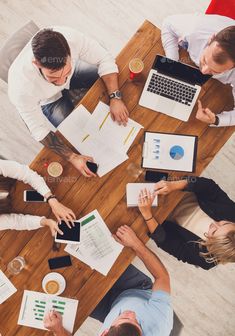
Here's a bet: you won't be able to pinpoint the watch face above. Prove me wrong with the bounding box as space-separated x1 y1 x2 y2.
116 91 122 98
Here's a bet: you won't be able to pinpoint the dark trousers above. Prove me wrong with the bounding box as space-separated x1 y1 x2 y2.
90 264 153 323
41 61 99 127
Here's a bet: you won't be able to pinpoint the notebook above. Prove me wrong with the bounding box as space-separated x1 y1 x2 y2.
126 183 158 207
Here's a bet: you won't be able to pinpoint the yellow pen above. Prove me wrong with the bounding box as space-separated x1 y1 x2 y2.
99 112 110 130
123 127 135 145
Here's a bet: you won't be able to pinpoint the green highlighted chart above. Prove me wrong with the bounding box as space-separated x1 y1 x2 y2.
18 290 78 332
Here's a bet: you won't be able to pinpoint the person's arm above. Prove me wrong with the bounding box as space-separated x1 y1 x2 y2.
0 214 63 236
44 311 71 336
138 188 159 233
150 221 215 270
41 131 95 177
101 73 129 125
161 14 196 61
0 160 76 226
72 29 128 125
114 225 170 293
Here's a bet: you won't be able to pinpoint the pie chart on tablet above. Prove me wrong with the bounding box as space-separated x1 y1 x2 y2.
169 145 184 160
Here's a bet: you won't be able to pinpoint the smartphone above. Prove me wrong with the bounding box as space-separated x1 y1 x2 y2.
86 161 98 174
145 171 169 182
55 221 80 245
23 190 45 202
48 255 72 270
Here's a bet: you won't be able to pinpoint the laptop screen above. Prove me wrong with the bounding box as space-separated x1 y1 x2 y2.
153 55 211 86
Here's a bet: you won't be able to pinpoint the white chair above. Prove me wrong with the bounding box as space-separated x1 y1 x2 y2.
0 21 39 83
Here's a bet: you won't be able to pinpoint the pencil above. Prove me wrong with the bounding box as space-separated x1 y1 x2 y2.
123 127 135 145
99 112 110 130
82 134 90 142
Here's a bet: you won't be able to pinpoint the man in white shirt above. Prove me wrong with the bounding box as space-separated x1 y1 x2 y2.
161 14 235 127
44 226 173 336
8 27 129 177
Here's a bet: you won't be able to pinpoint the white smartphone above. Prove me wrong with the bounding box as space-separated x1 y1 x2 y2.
23 190 45 202
55 221 81 245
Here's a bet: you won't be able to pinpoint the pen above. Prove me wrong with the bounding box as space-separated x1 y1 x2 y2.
99 112 110 130
123 127 135 145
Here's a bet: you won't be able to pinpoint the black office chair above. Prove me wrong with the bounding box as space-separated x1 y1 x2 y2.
170 312 184 336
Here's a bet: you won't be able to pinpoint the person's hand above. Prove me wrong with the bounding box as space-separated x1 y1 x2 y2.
154 180 188 196
40 218 63 237
48 198 76 228
196 100 216 124
154 180 176 196
68 153 96 177
138 189 155 220
110 99 129 126
113 225 142 249
44 311 64 333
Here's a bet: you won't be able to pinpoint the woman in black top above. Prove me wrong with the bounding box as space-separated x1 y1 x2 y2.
138 177 235 270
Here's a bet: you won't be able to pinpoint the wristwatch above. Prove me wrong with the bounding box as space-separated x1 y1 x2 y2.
109 90 122 100
212 115 220 126
46 195 57 203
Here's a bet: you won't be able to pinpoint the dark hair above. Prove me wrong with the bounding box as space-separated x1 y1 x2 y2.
31 28 71 70
0 175 15 214
107 323 141 336
210 26 235 64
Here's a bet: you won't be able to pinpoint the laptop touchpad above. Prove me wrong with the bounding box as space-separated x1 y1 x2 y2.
156 97 175 114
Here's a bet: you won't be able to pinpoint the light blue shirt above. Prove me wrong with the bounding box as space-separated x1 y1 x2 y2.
99 289 173 336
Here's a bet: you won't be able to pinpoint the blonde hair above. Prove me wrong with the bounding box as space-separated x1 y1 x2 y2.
199 222 235 265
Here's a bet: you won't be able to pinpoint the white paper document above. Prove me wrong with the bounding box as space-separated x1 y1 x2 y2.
126 183 158 207
143 132 197 172
18 290 78 332
0 270 17 304
65 210 123 276
58 102 143 177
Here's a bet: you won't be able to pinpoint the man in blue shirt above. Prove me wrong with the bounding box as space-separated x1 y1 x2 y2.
44 225 173 336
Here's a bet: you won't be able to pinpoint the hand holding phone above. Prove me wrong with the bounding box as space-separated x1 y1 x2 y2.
86 161 98 174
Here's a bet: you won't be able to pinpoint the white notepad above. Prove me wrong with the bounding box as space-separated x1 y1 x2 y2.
126 183 158 207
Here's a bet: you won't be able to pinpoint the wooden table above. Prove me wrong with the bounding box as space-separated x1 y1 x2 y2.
0 20 234 336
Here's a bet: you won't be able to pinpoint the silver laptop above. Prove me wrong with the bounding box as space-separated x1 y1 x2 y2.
139 55 211 121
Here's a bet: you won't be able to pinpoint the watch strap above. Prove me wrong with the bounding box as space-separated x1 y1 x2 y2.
46 195 57 203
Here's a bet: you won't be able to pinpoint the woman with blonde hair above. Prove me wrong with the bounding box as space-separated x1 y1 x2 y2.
138 177 235 269
0 159 75 236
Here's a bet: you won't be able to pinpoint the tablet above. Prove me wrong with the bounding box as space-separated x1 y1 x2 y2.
55 221 80 244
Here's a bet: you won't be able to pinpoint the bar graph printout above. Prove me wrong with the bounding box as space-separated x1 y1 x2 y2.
18 290 78 332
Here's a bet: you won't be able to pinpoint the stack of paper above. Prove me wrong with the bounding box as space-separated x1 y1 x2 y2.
126 183 158 207
58 102 143 177
18 290 78 332
65 210 123 276
0 270 17 304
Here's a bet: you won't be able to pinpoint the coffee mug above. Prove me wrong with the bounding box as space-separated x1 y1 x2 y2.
129 58 144 80
42 272 66 295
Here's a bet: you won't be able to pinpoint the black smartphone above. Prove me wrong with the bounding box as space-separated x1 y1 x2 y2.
24 190 45 202
55 221 80 245
86 161 98 174
145 171 169 182
48 255 72 270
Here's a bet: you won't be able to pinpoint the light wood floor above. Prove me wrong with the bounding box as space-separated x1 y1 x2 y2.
0 1 235 336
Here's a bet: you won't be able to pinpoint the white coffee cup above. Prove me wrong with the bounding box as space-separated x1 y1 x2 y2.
42 272 66 295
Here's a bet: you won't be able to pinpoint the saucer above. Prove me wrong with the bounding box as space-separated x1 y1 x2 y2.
42 272 66 295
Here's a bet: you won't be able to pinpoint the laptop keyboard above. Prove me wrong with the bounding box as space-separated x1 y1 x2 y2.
147 73 197 106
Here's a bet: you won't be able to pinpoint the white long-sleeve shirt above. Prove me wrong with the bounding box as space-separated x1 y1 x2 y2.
0 159 51 231
161 14 235 127
8 26 118 141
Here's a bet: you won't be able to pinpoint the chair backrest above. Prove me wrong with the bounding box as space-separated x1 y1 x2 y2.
0 21 39 83
205 0 235 20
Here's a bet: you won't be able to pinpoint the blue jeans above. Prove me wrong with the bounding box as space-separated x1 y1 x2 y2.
41 61 99 127
90 264 153 323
